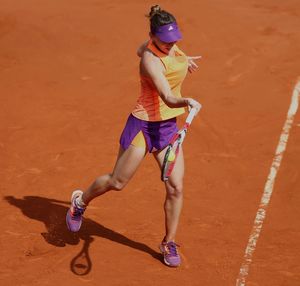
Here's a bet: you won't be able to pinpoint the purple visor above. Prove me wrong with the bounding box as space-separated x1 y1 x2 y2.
153 22 182 43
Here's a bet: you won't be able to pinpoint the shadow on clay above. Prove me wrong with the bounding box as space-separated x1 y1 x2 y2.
4 195 162 275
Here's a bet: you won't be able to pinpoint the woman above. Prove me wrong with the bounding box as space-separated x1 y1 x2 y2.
66 5 201 267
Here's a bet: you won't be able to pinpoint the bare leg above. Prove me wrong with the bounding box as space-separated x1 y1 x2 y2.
153 146 185 242
82 145 146 205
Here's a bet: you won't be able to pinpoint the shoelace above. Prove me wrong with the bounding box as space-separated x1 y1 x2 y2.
71 203 85 218
165 242 180 256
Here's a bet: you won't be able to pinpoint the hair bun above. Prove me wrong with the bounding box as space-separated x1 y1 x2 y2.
149 5 161 18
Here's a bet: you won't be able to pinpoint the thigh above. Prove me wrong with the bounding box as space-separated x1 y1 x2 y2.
111 144 147 184
153 146 185 188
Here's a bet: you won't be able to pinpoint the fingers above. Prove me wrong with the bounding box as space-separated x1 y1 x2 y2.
190 61 198 68
188 61 198 73
188 55 202 60
187 56 202 73
186 98 202 114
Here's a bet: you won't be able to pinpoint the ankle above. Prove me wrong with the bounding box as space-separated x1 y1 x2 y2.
163 236 175 243
75 193 86 208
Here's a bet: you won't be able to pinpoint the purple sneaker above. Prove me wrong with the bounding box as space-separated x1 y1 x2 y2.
66 190 86 232
159 241 181 267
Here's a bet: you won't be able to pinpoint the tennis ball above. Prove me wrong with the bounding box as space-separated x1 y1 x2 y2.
167 150 176 162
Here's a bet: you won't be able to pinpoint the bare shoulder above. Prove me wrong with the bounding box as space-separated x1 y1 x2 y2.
141 49 163 71
137 41 148 57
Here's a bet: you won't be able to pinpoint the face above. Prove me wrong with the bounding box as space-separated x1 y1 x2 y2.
151 34 177 54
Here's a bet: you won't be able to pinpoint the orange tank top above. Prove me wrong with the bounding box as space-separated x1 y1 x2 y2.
132 40 188 121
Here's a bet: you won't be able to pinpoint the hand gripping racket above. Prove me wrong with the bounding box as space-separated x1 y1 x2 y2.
161 107 200 182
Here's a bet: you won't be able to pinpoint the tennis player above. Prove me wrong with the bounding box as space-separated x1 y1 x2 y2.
66 5 201 267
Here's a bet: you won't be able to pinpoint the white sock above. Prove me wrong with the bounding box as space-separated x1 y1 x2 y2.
75 193 86 208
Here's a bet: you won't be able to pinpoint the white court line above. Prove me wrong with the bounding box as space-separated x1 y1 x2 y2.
236 80 300 286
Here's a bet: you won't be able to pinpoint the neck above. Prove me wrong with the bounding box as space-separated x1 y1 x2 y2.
152 41 169 56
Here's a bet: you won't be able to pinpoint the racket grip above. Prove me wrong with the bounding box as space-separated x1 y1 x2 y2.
186 107 198 124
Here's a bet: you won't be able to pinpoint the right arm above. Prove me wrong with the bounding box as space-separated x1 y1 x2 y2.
140 50 201 112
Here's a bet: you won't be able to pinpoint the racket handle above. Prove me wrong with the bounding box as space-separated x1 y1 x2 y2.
186 107 199 124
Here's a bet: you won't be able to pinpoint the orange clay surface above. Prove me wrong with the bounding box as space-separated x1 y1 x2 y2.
1 0 300 285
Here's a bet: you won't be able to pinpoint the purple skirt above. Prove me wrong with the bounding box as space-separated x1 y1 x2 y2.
119 114 178 153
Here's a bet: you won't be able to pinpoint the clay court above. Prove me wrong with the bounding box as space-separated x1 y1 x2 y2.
1 0 300 285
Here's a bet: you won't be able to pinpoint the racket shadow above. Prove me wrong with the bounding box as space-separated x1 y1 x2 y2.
4 195 162 275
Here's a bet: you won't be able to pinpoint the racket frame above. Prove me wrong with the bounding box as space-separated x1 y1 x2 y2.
161 108 198 182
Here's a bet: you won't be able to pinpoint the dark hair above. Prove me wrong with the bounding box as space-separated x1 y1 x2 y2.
147 5 177 34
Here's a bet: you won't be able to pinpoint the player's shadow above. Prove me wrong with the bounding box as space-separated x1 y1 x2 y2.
4 195 162 275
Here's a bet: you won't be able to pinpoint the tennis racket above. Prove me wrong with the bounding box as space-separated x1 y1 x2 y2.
161 107 200 182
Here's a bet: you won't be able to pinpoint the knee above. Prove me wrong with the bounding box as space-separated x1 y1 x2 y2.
166 183 183 199
109 176 128 191
92 174 127 192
